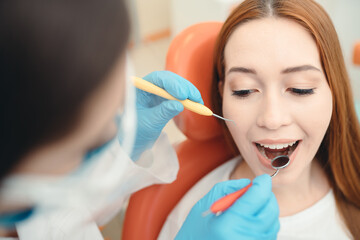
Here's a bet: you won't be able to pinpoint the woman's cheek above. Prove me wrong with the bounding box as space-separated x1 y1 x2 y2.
224 104 252 146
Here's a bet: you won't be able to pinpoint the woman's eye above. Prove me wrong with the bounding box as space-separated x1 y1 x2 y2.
289 88 315 96
232 89 255 98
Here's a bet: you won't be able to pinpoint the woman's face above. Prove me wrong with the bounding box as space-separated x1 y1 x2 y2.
221 18 332 184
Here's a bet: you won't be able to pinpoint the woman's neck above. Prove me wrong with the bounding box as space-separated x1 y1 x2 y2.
230 159 330 217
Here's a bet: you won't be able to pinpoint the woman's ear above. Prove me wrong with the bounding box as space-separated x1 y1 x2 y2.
218 80 224 98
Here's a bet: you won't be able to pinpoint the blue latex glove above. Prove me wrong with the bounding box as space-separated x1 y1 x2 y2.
130 71 203 160
176 174 280 240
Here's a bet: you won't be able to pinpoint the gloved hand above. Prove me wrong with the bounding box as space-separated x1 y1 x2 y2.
130 71 203 160
175 174 280 240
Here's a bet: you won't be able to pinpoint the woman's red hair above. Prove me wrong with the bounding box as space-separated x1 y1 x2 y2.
211 0 360 238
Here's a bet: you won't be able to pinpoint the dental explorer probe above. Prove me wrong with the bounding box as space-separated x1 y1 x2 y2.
132 77 235 124
203 155 290 217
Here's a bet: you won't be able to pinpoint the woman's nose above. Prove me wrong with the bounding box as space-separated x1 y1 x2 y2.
256 94 292 130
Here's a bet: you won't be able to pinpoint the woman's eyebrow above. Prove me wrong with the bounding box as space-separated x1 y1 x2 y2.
281 64 321 74
227 64 321 75
227 67 257 75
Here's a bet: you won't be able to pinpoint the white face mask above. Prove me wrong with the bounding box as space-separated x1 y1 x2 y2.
0 54 137 229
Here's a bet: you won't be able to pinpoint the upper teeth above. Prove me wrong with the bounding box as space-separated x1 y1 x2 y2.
259 141 297 149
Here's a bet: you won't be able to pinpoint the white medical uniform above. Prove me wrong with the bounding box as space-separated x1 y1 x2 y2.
159 157 352 240
2 133 178 240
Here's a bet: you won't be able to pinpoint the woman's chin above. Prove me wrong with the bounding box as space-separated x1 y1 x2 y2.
270 167 308 188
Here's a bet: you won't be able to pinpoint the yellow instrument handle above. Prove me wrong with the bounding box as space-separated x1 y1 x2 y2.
132 76 213 116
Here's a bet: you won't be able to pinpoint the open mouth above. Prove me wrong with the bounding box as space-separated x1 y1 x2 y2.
255 140 300 161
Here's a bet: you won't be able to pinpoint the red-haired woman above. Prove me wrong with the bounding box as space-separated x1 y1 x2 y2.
161 0 360 239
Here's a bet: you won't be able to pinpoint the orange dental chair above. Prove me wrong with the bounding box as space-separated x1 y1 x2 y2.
122 22 234 240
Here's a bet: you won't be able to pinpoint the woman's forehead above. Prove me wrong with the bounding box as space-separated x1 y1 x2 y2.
224 17 322 72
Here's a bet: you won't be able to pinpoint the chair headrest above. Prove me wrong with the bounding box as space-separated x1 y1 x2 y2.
166 22 223 141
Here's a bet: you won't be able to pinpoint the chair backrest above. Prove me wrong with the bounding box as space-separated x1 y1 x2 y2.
122 22 234 240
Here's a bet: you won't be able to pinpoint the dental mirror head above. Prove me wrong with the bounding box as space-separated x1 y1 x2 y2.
270 155 290 177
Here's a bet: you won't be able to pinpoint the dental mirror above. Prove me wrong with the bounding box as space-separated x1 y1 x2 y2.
270 155 290 177
203 154 290 217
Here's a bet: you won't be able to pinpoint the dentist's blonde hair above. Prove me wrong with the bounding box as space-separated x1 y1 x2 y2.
211 0 360 238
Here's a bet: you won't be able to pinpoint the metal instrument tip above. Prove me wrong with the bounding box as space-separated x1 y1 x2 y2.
212 114 236 125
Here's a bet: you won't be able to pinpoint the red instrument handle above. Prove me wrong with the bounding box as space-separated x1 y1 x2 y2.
210 182 253 214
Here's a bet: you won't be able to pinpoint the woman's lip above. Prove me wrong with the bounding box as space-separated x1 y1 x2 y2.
253 141 302 171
